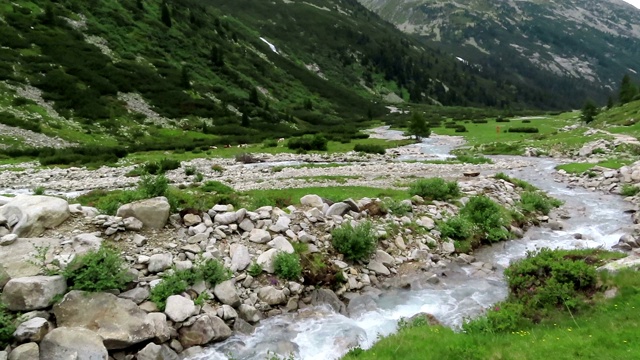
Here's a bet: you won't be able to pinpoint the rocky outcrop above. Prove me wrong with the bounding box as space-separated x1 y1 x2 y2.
178 314 232 348
39 327 108 360
0 196 70 237
116 197 170 229
1 276 67 311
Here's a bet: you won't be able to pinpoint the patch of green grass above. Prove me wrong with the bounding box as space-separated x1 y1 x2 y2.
408 178 460 201
556 159 631 174
292 175 361 184
621 184 640 197
494 173 538 191
273 252 303 280
519 191 563 215
243 186 407 207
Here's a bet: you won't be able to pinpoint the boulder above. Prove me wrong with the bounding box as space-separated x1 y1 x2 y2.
233 317 256 335
116 197 170 229
347 295 377 317
7 343 38 360
0 195 69 237
256 249 279 273
213 280 241 308
238 218 254 232
325 202 350 217
0 234 17 246
230 244 251 272
164 295 196 323
148 253 173 273
310 289 346 315
54 291 154 350
214 212 238 225
136 343 179 360
249 229 271 244
178 314 232 348
0 266 9 289
118 287 150 305
300 195 324 209
257 286 287 305
268 236 294 253
13 317 51 342
40 327 108 360
183 214 202 227
373 250 395 267
0 238 58 279
367 260 390 276
1 276 67 311
123 217 144 231
147 312 172 343
71 233 102 255
237 304 262 323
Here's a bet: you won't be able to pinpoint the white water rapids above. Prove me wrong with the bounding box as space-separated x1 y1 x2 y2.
192 129 633 360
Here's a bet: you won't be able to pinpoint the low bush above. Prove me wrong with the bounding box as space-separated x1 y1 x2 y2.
138 174 169 198
201 180 234 194
495 117 511 123
198 258 232 286
454 125 467 133
331 221 377 261
0 303 15 347
408 178 460 201
63 246 132 292
184 166 196 176
472 119 488 124
0 111 42 132
273 252 303 280
621 184 640 197
519 191 563 215
247 262 263 277
463 302 528 334
460 196 511 243
38 146 128 166
522 119 532 123
33 186 46 195
479 143 522 155
455 155 492 164
235 153 261 164
287 134 328 151
439 215 474 241
507 127 539 133
382 198 412 216
262 139 278 148
211 164 225 173
353 144 385 155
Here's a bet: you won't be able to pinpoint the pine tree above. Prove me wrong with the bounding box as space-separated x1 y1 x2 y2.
161 2 172 28
136 0 144 10
407 112 430 141
241 113 250 127
619 74 638 104
607 95 614 109
249 88 260 106
180 66 190 89
581 100 598 124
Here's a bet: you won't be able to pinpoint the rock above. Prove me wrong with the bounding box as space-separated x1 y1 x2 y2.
183 214 202 227
300 195 324 209
123 217 144 231
220 304 238 320
148 253 173 273
238 304 262 323
164 295 196 323
147 312 172 343
233 317 256 335
257 249 279 273
214 212 238 225
118 287 150 305
230 244 251 272
599 255 640 273
463 171 480 177
213 280 241 307
346 294 377 317
546 221 565 231
419 216 435 229
0 266 9 289
178 314 232 348
0 195 70 237
71 233 103 255
441 241 455 255
136 343 180 360
310 289 346 314
0 351 5 360
2 276 67 311
367 260 390 276
13 317 51 342
373 250 395 267
0 234 17 246
249 229 271 244
325 203 350 217
618 234 638 248
510 226 524 238
405 312 441 327
257 286 287 305
212 204 230 212
268 236 294 254
116 197 170 229
54 291 154 350
39 328 107 359
7 343 38 360
394 236 406 250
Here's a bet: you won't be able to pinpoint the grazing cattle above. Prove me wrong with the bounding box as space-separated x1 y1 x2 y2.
209 146 218 149
241 144 248 148
277 138 285 143
224 144 232 148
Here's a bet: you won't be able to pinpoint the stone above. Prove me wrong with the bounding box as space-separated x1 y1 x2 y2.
238 304 262 323
394 236 406 250
71 233 103 255
268 236 295 254
233 317 256 335
257 286 287 305
325 202 350 217
213 280 241 307
187 233 207 244
347 294 377 317
164 295 197 323
148 253 173 273
147 312 172 343
212 204 230 212
220 304 238 320
230 244 251 272
0 195 70 238
0 234 17 246
239 218 254 232
116 197 170 229
405 312 441 327
40 327 108 360
13 317 51 342
373 250 395 267
310 289 346 315
1 276 67 311
133 234 147 247
441 241 455 255
256 249 279 273
118 287 150 305
510 226 524 238
0 266 9 289
178 314 232 348
54 291 155 350
598 255 640 273
214 212 238 225
249 229 271 244
300 194 324 208
546 221 565 231
367 260 390 276
183 214 202 227
123 217 144 231
7 343 38 360
136 343 179 360
420 216 435 229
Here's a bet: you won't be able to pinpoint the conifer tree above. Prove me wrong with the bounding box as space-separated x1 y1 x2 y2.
161 2 172 28
619 74 638 104
581 100 598 124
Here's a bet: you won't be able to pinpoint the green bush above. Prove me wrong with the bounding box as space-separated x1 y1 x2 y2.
519 191 563 215
184 166 196 176
198 258 232 286
439 215 474 241
507 127 539 133
331 221 377 261
248 262 263 277
287 134 328 151
455 155 493 164
460 196 511 243
621 184 640 197
201 180 234 194
353 144 385 155
382 198 411 216
137 174 169 198
33 186 46 195
194 172 204 182
0 111 42 132
463 302 528 334
408 178 460 201
262 139 278 148
0 303 15 347
63 246 132 292
273 252 303 280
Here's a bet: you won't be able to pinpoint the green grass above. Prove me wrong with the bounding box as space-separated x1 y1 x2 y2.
292 175 361 184
244 186 408 206
556 159 631 174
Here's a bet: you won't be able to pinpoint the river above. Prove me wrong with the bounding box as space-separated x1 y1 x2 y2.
191 128 632 360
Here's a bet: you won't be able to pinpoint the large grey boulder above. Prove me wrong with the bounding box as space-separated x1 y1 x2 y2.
300 195 324 209
213 280 240 307
0 195 70 238
268 237 294 254
164 295 196 323
116 197 170 229
13 317 52 342
1 276 67 311
249 229 271 244
0 266 9 289
118 287 150 305
310 289 346 315
136 343 179 360
230 244 251 272
238 304 262 323
214 212 238 225
256 249 279 273
146 312 172 343
0 238 58 279
178 314 232 348
53 291 154 350
40 327 108 360
71 233 103 255
7 343 38 360
257 286 287 305
148 253 173 273
325 202 350 217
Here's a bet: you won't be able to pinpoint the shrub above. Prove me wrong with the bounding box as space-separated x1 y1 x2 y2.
211 164 225 173
63 246 132 292
273 252 303 280
248 262 263 277
381 199 412 216
454 125 467 133
353 144 385 155
621 184 640 197
158 158 181 172
138 174 169 198
194 172 204 182
201 180 234 194
463 302 528 334
0 303 15 347
522 119 532 123
198 258 232 286
439 215 474 241
0 111 42 132
472 119 488 124
460 196 511 243
287 134 328 151
408 178 460 201
184 166 196 176
262 139 278 148
495 117 511 123
519 191 563 215
33 186 46 195
507 127 539 133
331 221 377 261
455 155 492 164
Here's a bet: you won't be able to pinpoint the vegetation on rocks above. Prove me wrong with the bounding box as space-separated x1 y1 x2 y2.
331 221 377 262
519 191 563 216
273 252 303 281
0 303 15 347
408 178 460 201
63 246 132 292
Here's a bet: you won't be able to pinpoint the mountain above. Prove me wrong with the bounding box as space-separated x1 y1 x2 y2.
0 0 556 152
358 0 640 107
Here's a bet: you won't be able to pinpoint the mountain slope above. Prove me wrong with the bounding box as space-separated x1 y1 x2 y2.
358 0 640 107
0 0 556 151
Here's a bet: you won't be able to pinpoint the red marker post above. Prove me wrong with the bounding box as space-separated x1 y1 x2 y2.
496 126 500 141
